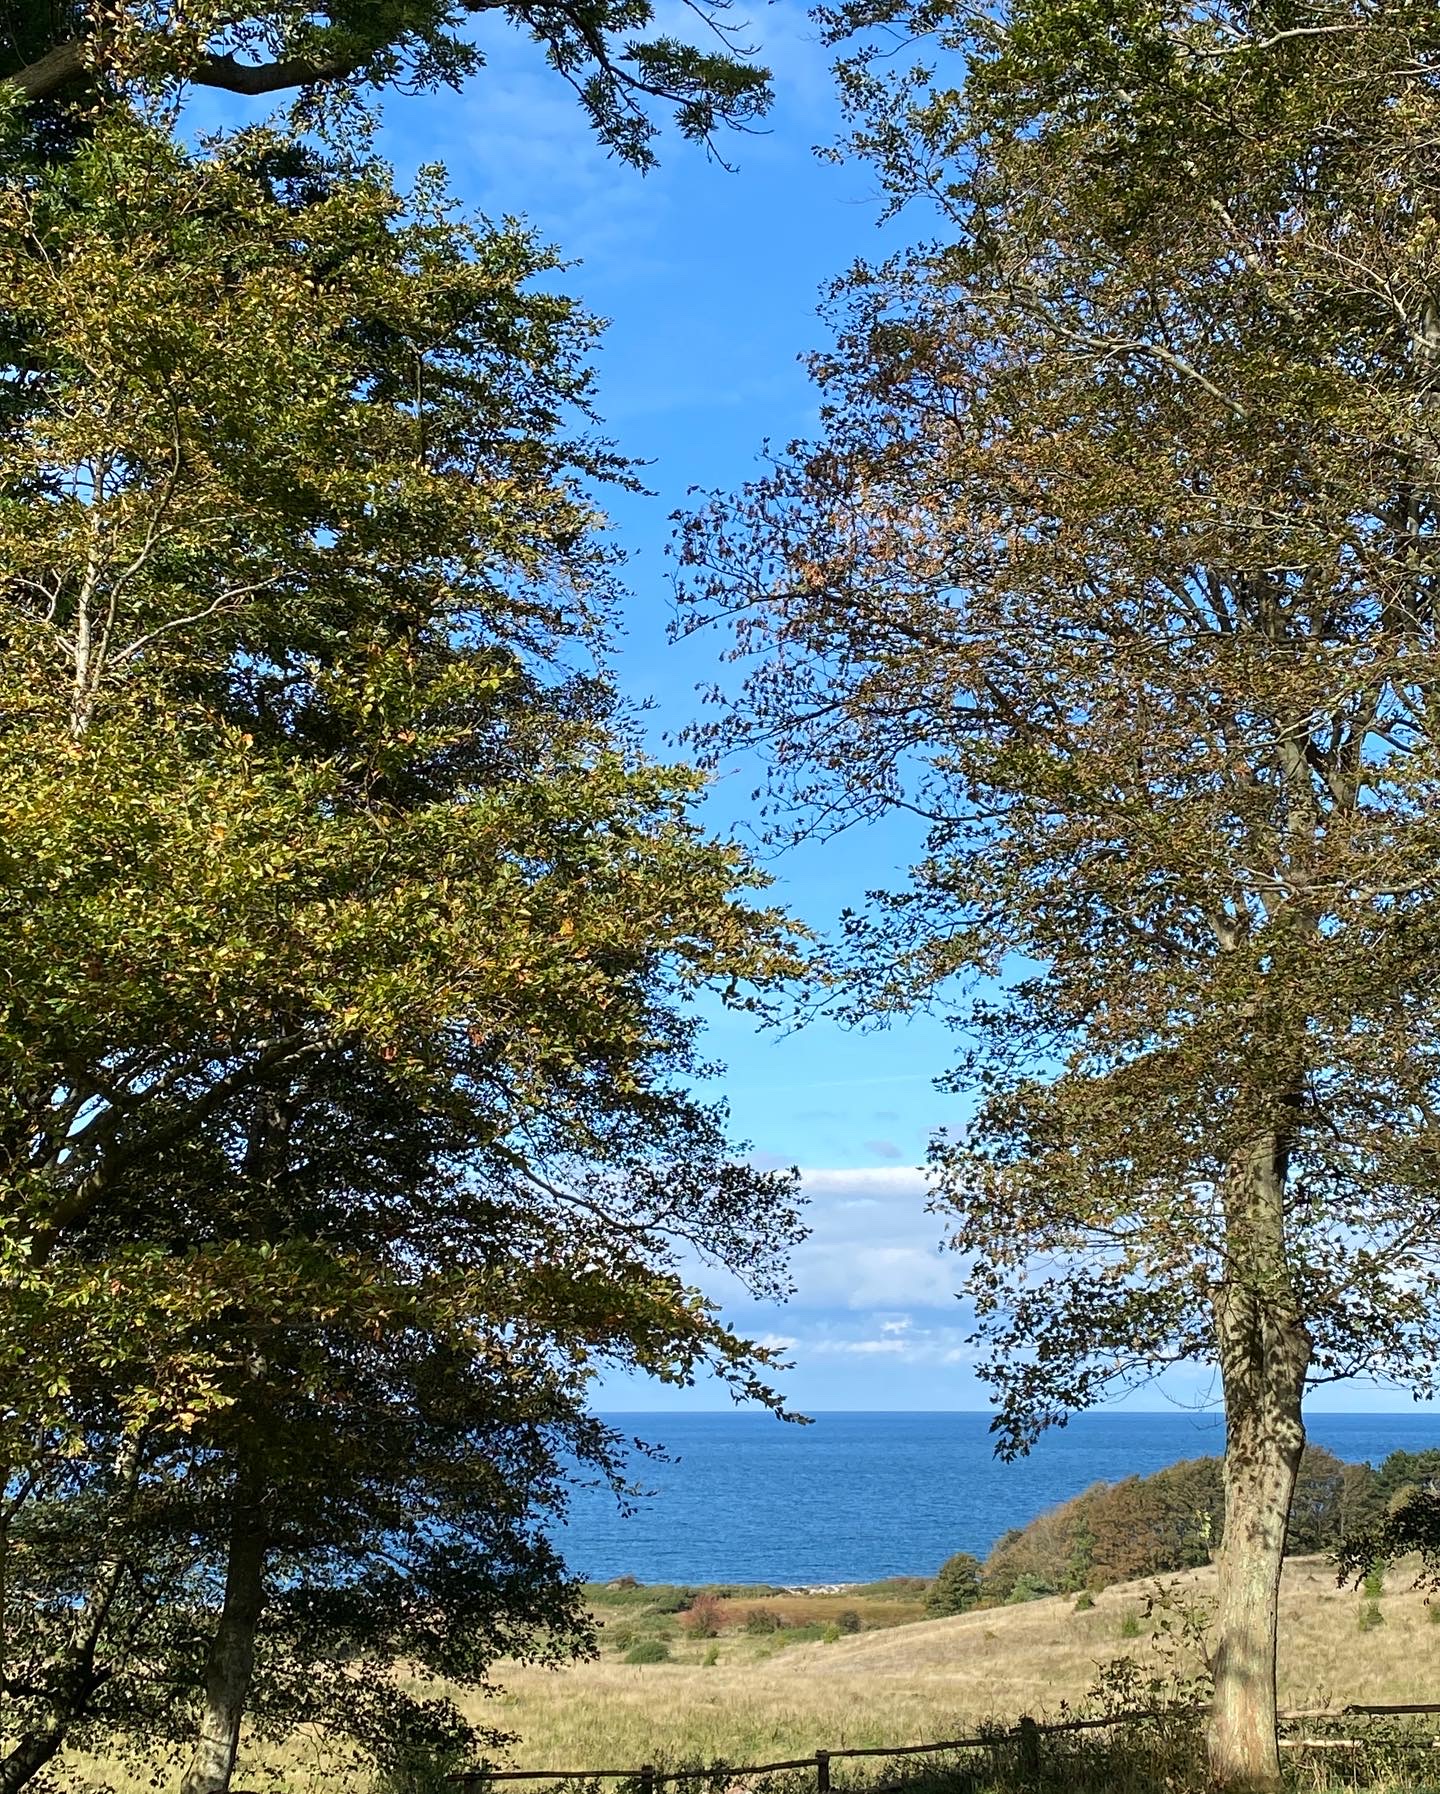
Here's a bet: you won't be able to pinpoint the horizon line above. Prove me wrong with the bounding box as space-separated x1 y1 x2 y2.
589 1406 1432 1418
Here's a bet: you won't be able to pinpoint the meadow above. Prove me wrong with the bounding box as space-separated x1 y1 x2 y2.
66 1557 1440 1792
470 1557 1437 1768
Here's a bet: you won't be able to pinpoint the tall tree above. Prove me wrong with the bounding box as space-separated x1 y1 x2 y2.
678 1 1440 1785
0 113 803 1788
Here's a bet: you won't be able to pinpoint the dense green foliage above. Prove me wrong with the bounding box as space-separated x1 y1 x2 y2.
0 103 805 1792
973 1448 1403 1602
925 1551 983 1616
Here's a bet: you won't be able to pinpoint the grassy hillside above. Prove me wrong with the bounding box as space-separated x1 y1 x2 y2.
470 1557 1437 1768
64 1558 1440 1790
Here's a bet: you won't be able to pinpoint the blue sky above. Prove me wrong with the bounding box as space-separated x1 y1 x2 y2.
192 14 1415 1419
360 13 998 1409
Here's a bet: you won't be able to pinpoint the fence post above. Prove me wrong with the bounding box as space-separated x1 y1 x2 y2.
1017 1716 1041 1783
815 1750 831 1794
640 1766 656 1794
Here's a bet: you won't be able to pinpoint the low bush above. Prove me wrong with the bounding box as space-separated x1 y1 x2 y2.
1073 1591 1095 1612
1118 1610 1142 1639
822 1623 841 1643
1358 1600 1384 1631
624 1639 671 1664
681 1595 723 1638
837 1608 863 1633
1362 1564 1385 1598
374 1742 472 1794
744 1608 781 1634
654 1586 698 1614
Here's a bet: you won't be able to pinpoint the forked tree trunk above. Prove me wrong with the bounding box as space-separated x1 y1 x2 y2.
179 1470 267 1794
1206 1133 1311 1793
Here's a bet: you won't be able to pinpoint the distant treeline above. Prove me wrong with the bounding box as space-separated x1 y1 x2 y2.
980 1448 1440 1601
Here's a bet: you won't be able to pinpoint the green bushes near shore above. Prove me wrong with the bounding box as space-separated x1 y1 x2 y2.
926 1553 984 1616
591 1581 927 1659
975 1446 1440 1606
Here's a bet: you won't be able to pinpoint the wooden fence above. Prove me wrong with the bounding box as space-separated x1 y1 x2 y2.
447 1701 1440 1790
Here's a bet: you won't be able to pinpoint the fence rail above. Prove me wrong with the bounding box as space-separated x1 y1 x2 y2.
448 1701 1440 1789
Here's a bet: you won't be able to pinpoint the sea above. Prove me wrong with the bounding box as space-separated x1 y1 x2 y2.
554 1409 1440 1586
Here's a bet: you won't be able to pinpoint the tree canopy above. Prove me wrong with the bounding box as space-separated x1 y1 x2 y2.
0 110 806 1789
677 0 1440 1783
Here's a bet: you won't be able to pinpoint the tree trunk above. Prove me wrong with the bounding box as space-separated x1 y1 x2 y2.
0 1726 67 1793
178 1470 267 1794
0 1437 142 1793
1206 1133 1311 1793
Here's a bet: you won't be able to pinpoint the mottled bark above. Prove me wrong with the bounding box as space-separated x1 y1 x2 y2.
178 1473 267 1794
1206 1133 1311 1793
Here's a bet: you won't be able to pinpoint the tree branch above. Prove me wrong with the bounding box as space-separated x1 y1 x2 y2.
6 40 360 104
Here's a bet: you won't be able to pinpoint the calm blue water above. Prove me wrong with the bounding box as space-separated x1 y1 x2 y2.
555 1410 1440 1585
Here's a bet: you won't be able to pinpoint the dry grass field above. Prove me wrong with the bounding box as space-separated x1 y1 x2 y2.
63 1557 1440 1791
472 1556 1439 1768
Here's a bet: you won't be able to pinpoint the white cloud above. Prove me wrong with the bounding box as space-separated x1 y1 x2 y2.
685 1164 957 1312
796 1166 932 1197
785 1166 959 1310
784 1318 978 1366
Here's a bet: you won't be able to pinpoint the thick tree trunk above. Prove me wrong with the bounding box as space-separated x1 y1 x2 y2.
1206 1133 1311 1793
178 1472 267 1794
0 1727 66 1793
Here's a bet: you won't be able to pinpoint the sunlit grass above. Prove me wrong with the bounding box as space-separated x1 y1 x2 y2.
59 1557 1440 1792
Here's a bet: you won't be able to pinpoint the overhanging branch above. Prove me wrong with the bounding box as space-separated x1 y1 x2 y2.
6 38 360 103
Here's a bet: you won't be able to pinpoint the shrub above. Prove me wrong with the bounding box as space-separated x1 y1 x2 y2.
652 1586 696 1614
1429 1600 1440 1624
1006 1572 1056 1605
1119 1610 1142 1639
1358 1601 1384 1631
1362 1564 1385 1598
607 1624 637 1652
702 1644 720 1666
822 1623 841 1643
624 1639 671 1664
375 1744 470 1794
744 1608 781 1634
925 1551 984 1616
681 1594 723 1638
1073 1591 1095 1612
837 1608 863 1633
